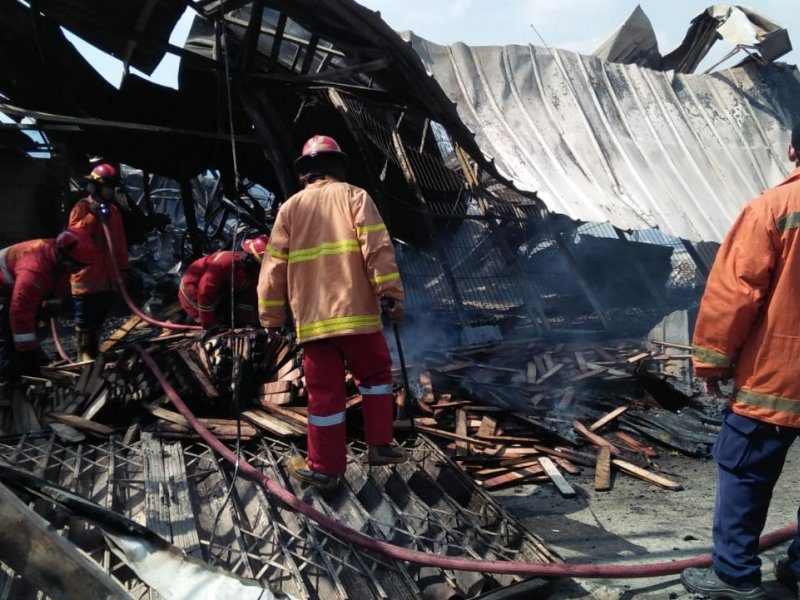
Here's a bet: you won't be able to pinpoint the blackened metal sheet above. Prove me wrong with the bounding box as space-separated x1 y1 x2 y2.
33 0 186 74
407 32 800 242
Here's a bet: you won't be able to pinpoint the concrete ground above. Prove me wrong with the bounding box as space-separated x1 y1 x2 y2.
494 443 800 599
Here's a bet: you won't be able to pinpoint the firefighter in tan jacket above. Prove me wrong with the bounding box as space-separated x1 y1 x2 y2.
258 135 406 490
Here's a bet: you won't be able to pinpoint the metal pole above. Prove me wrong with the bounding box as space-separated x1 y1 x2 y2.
392 321 414 427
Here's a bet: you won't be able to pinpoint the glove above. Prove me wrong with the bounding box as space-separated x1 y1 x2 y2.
380 297 404 322
264 327 285 342
15 349 42 377
704 376 731 398
39 298 62 320
88 200 111 221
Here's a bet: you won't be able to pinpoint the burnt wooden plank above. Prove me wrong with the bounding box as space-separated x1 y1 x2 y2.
257 390 293 406
241 410 305 437
49 422 86 443
142 433 174 543
476 415 497 438
573 421 622 456
574 351 588 373
415 425 495 448
49 412 113 436
569 367 607 382
161 441 203 558
557 387 575 410
455 410 468 456
526 362 537 383
538 456 576 498
588 406 629 432
98 315 142 353
480 465 547 489
257 403 308 428
176 349 219 398
612 458 683 491
612 431 658 458
594 446 612 492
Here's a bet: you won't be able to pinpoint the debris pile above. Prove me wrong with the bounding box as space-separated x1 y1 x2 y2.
15 311 718 502
409 337 718 494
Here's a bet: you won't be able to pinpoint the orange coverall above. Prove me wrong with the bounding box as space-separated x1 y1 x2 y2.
68 197 129 295
693 166 800 428
179 250 258 328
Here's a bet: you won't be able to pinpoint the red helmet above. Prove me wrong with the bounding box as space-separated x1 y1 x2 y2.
242 235 269 263
89 163 120 185
55 228 95 266
295 135 347 170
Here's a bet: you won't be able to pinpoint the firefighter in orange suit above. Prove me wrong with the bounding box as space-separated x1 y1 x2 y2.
68 163 130 361
258 134 406 491
681 124 800 599
178 236 269 329
0 229 95 385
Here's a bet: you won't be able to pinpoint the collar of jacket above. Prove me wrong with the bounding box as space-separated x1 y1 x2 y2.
305 176 342 189
777 166 800 189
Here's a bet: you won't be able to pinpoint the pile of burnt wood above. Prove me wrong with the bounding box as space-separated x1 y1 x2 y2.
14 309 718 497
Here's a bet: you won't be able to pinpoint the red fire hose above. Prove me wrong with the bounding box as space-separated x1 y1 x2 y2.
136 344 796 578
50 317 72 363
101 221 201 332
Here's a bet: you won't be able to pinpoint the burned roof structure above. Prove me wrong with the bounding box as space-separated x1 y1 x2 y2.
406 5 799 244
0 1 792 338
0 2 794 598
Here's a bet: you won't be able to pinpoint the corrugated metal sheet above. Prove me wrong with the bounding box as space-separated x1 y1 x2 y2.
406 33 800 242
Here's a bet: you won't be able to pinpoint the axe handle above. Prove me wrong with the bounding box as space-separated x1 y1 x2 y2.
392 321 414 423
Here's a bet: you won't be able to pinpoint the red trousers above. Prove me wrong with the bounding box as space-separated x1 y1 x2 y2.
303 331 394 475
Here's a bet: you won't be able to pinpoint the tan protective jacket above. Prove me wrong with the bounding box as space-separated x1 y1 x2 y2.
258 177 404 343
692 166 800 427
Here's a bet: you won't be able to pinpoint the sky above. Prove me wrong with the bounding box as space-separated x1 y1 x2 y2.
63 0 799 89
356 0 799 69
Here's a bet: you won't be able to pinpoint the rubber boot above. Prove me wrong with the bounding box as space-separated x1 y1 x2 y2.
75 326 99 362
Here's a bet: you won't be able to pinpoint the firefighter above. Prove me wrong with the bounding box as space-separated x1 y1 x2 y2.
0 228 95 387
258 134 406 491
681 124 800 599
68 163 130 361
178 236 269 329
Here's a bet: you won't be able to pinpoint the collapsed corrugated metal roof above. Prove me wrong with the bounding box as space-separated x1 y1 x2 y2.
404 6 800 243
595 4 792 72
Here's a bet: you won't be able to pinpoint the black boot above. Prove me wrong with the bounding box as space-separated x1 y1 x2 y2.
287 456 341 491
681 567 766 599
75 326 99 362
367 444 407 465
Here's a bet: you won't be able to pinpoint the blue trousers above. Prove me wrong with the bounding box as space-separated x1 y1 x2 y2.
712 408 800 586
72 293 116 328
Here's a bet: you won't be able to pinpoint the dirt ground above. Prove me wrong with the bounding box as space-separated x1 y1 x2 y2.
493 440 800 599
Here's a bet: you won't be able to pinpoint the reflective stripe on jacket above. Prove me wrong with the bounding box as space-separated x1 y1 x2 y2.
178 250 255 328
69 197 129 295
257 177 404 343
692 166 800 427
0 238 68 351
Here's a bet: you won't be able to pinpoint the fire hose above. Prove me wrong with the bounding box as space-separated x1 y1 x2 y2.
101 221 202 332
50 317 72 363
136 344 796 579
